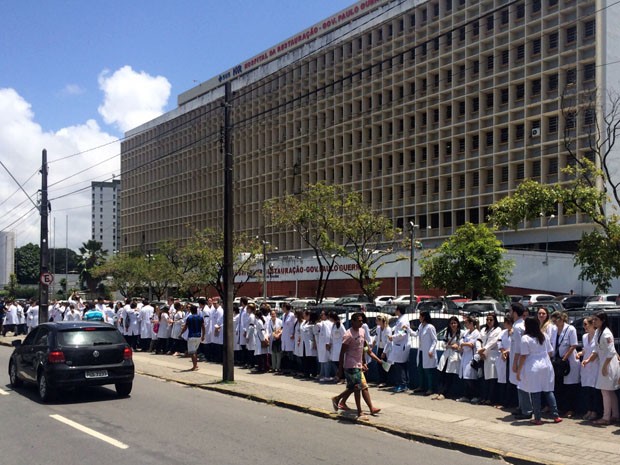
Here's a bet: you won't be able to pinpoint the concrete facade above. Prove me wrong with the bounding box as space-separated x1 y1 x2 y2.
91 180 120 254
120 0 617 292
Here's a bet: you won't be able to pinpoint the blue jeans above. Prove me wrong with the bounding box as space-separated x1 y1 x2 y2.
518 388 532 415
531 391 559 420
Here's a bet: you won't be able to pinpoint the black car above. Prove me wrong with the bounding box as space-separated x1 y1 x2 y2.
557 294 588 310
8 321 134 402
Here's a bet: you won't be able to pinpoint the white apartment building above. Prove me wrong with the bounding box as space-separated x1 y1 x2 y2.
120 0 620 263
0 231 15 287
91 180 120 254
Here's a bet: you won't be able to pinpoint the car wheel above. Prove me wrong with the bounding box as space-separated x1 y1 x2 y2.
115 382 132 397
9 360 22 387
37 371 55 402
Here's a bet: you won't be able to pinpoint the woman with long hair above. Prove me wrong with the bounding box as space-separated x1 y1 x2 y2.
577 316 602 420
458 316 481 403
433 316 461 400
268 309 283 373
253 305 270 373
479 313 502 405
550 311 580 418
374 313 393 387
300 310 318 378
328 311 346 384
582 311 620 425
412 310 437 396
516 316 561 425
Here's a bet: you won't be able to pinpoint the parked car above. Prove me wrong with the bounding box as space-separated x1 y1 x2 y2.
290 298 317 309
415 298 460 315
374 295 395 307
556 294 588 310
529 301 565 314
460 299 505 316
8 321 135 402
520 294 556 307
333 294 370 305
572 309 620 353
583 294 619 310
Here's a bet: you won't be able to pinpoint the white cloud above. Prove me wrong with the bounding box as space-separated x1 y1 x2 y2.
0 88 119 251
98 65 171 132
61 84 85 96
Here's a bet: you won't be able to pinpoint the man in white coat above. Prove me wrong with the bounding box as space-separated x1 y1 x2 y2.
280 302 297 374
26 299 39 333
510 302 532 419
238 297 251 367
388 307 412 393
211 298 224 363
2 300 19 336
138 299 155 351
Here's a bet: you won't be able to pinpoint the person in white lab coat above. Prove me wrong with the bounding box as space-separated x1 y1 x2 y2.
411 310 437 396
26 300 39 334
387 306 412 393
316 310 334 382
64 303 82 322
458 316 481 403
433 316 461 400
479 313 502 405
550 311 580 418
253 305 270 372
373 313 392 387
577 316 602 421
328 311 346 382
169 302 186 356
495 315 516 408
123 301 141 350
211 299 224 363
300 310 318 378
138 299 155 351
268 309 283 372
280 302 297 374
2 300 19 336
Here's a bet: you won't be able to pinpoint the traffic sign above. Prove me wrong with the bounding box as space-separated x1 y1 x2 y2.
40 272 54 286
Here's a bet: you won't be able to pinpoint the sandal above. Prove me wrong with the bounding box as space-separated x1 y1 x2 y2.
370 407 381 415
338 402 351 411
592 419 610 426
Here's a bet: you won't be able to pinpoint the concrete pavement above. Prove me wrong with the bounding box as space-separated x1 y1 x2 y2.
2 333 618 465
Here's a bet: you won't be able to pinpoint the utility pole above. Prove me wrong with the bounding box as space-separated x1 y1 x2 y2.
39 149 50 323
222 81 234 382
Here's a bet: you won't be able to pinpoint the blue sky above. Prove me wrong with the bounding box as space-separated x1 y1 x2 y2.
0 0 356 249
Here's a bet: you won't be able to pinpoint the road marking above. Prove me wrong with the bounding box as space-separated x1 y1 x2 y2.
0 388 9 395
49 414 129 449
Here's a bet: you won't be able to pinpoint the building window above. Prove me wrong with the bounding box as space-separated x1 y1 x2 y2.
501 49 509 65
549 32 558 50
516 3 525 19
584 63 596 81
548 115 559 133
584 108 595 125
516 44 525 60
533 160 541 177
532 38 541 55
565 112 576 129
486 170 494 185
486 93 494 108
584 20 595 38
487 55 494 70
487 15 494 31
472 97 479 112
472 21 479 36
516 83 525 100
500 88 509 104
500 127 509 143
486 131 494 146
516 124 525 140
472 134 479 149
548 74 558 91
473 60 479 75
566 68 577 85
532 79 541 95
459 100 466 115
501 166 509 182
532 0 541 13
501 9 509 25
566 26 577 44
548 158 558 174
472 171 479 187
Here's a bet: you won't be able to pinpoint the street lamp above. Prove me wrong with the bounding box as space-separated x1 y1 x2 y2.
541 213 555 265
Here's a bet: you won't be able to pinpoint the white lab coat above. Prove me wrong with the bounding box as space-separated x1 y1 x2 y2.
26 305 39 332
481 326 501 380
330 323 346 363
246 313 256 351
211 306 224 345
281 311 296 352
459 329 481 380
413 322 437 369
580 333 599 388
496 329 511 384
4 304 18 325
316 319 333 363
301 321 317 356
254 317 268 355
138 305 154 339
437 330 461 374
268 317 283 352
554 324 580 385
509 318 525 385
387 314 412 364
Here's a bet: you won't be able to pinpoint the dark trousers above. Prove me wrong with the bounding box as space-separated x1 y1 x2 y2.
140 337 152 351
583 386 603 415
2 324 16 336
556 381 579 413
302 355 318 377
213 344 223 363
125 334 138 350
464 379 479 399
256 353 269 372
376 348 389 385
482 378 498 403
438 371 458 397
156 338 169 354
394 362 409 388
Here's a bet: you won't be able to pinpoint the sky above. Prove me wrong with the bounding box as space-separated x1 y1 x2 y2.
0 0 356 252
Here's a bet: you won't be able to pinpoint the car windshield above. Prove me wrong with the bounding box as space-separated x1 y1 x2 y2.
58 328 125 346
463 303 493 312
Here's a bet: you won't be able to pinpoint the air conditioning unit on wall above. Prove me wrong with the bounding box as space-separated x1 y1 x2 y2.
531 127 541 137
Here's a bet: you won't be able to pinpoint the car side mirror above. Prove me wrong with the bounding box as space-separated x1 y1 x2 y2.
12 340 22 348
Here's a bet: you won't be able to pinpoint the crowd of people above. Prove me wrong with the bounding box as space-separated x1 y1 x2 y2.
2 295 619 425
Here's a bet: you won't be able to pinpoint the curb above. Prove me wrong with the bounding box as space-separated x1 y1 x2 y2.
136 369 555 465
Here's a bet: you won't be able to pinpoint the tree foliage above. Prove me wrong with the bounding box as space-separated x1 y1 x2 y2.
265 182 405 301
77 240 108 295
15 243 40 284
420 223 514 299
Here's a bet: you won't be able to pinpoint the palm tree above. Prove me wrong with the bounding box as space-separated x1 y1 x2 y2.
77 240 108 296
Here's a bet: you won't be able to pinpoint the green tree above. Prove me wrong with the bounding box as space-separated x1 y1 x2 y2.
14 243 40 284
420 223 514 299
264 183 348 302
93 251 146 298
77 240 108 296
50 248 80 274
332 191 407 300
181 229 262 299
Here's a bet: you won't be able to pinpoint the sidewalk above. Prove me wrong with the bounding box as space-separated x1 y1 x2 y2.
1 334 618 465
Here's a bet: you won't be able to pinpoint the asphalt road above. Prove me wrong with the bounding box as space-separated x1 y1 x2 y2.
0 346 502 465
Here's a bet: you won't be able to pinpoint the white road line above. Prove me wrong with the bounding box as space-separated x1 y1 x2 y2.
49 414 129 449
0 388 9 395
